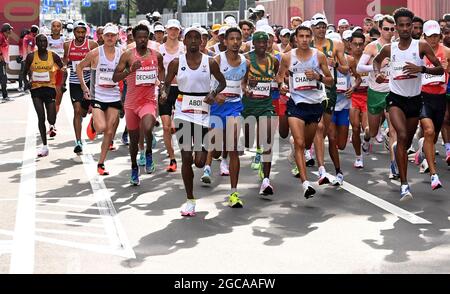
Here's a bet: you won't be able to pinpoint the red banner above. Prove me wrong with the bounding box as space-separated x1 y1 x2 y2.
0 1 40 45
335 0 407 27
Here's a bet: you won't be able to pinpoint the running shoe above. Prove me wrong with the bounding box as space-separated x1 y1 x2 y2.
181 199 196 217
400 184 413 202
109 141 117 151
258 163 264 180
37 147 49 158
302 181 316 199
166 159 177 172
228 192 243 208
407 146 416 155
259 178 274 195
251 151 262 170
419 159 429 174
291 165 300 178
362 139 372 154
389 161 400 180
138 152 146 166
73 142 83 155
354 158 364 168
97 164 110 176
121 132 129 145
375 130 384 143
431 174 442 190
201 167 212 185
48 126 57 138
318 168 330 185
220 159 230 176
130 167 140 186
86 116 96 140
414 149 424 165
305 149 315 167
331 173 344 186
145 153 156 174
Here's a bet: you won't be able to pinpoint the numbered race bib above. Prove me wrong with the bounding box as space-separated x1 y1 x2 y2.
249 82 271 98
352 74 369 91
271 81 278 90
72 60 90 71
135 69 157 86
49 44 64 58
392 61 416 80
181 95 210 114
293 72 317 90
336 76 349 93
98 71 116 87
32 71 50 82
422 72 446 86
222 80 242 97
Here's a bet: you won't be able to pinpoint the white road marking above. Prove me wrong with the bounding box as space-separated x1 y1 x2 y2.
0 240 13 256
9 100 37 274
312 172 432 225
36 210 103 219
36 202 110 210
35 228 109 239
0 159 22 165
63 98 135 259
35 218 105 228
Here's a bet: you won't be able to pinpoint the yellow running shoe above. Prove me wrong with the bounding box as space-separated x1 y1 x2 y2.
228 192 243 208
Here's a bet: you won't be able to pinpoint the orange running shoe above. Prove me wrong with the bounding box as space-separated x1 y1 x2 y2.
97 164 110 176
109 141 116 151
166 159 177 172
86 116 96 140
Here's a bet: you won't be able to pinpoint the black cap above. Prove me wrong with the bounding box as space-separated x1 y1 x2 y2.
444 14 450 21
1 23 13 32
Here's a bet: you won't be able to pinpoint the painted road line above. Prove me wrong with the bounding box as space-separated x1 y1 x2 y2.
312 172 432 225
0 159 22 165
0 240 13 256
63 98 135 259
35 228 109 239
36 202 110 210
35 218 105 228
9 100 37 274
36 210 103 219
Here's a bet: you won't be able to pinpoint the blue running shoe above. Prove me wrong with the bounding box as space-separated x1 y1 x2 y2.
130 167 140 186
145 153 156 174
400 184 413 202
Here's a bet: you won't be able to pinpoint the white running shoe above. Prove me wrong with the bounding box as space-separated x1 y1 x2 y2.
431 174 442 190
37 147 49 158
181 199 196 217
259 178 274 195
331 173 344 186
220 159 230 176
400 185 413 202
201 167 212 185
375 130 384 143
419 159 429 174
354 158 363 168
318 167 330 185
302 181 316 199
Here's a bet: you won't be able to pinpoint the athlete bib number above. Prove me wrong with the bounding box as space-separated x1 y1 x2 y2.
222 80 242 98
422 72 446 86
249 82 271 98
98 71 116 87
135 70 157 86
32 71 50 82
181 95 210 114
292 72 317 90
336 76 349 93
392 61 417 80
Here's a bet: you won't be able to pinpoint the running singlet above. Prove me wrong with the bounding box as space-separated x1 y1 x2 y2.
335 70 351 111
389 39 423 97
159 42 184 85
219 51 247 103
68 38 91 84
247 51 276 99
288 48 324 104
94 45 122 102
175 53 211 127
271 50 282 100
422 44 448 95
47 35 65 58
30 51 57 89
368 41 391 93
311 38 337 85
124 48 158 109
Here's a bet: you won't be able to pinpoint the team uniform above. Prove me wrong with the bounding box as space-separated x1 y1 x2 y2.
68 38 92 110
47 35 65 89
367 41 391 115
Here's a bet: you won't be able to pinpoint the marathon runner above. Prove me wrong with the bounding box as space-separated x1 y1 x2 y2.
47 19 66 117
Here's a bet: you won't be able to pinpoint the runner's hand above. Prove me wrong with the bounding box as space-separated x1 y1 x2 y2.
130 60 142 72
159 88 168 105
203 92 216 105
279 83 289 95
243 86 253 99
305 70 317 81
403 62 421 75
375 73 386 84
345 87 353 99
82 86 91 100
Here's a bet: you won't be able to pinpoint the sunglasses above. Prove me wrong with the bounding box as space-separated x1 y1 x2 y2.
352 42 365 47
382 27 395 32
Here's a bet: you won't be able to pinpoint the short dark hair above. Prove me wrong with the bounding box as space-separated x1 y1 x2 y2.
224 27 242 39
30 26 39 34
369 28 380 37
412 16 424 25
350 32 365 42
364 17 373 24
295 25 312 36
438 19 447 24
132 24 150 38
393 7 415 23
239 20 254 30
381 15 395 27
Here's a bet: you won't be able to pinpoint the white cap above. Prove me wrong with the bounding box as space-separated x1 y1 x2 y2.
153 24 165 32
183 26 202 38
280 28 290 36
352 26 363 33
103 24 119 35
261 25 275 36
66 23 73 30
302 20 312 28
255 18 269 29
423 20 441 36
326 32 342 41
255 4 265 11
166 19 181 30
199 27 208 36
191 23 202 28
224 15 237 26
311 13 328 26
342 30 353 41
219 25 230 35
74 20 88 30
374 14 384 22
338 19 349 27
152 11 161 18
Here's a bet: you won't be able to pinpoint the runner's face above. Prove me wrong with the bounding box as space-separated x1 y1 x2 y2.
74 28 86 43
97 28 104 42
351 37 365 55
155 31 164 42
291 19 301 29
51 22 62 35
363 21 373 33
36 35 48 50
134 30 149 49
424 34 441 48
267 35 274 50
253 39 268 54
184 31 201 52
281 34 290 45
201 34 208 49
241 25 251 39
412 22 423 39
395 16 413 40
167 28 179 40
380 20 395 41
296 29 312 50
103 33 117 47
338 24 349 33
313 23 327 38
225 31 242 52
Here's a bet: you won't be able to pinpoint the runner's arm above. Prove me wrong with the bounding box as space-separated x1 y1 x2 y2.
22 53 34 90
318 52 334 87
335 40 350 74
373 44 390 76
76 50 95 93
209 58 226 97
160 58 179 104
112 50 131 83
53 52 64 70
417 41 444 76
156 52 165 86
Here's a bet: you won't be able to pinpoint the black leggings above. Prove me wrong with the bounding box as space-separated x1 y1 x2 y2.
32 97 56 146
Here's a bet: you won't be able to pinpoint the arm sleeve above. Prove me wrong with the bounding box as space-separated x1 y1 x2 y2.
356 53 374 73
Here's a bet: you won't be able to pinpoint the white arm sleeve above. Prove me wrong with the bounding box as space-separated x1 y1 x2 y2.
356 53 374 73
